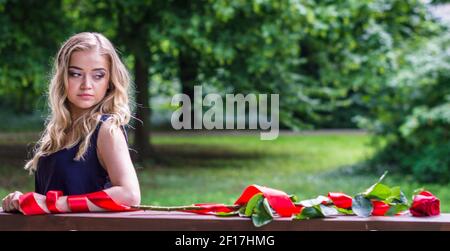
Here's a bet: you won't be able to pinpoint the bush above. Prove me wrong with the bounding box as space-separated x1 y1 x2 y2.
358 33 450 183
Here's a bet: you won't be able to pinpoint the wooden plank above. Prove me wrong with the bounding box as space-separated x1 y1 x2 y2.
1 209 449 231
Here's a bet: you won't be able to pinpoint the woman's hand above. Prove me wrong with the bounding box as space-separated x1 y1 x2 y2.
1 191 23 213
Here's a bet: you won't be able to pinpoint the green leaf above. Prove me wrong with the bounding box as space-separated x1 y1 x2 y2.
352 194 373 217
319 204 339 217
262 198 275 218
289 194 299 203
398 192 409 205
365 183 392 200
298 195 330 207
216 211 239 217
252 198 273 227
295 206 324 220
336 207 354 215
385 203 410 216
244 193 263 217
238 205 248 217
385 186 401 203
363 171 392 200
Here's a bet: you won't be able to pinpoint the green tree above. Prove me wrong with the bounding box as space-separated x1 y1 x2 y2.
154 0 309 128
0 0 70 113
358 34 450 183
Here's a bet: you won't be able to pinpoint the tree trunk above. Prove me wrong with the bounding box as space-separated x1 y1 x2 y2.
178 52 198 128
16 81 33 114
133 54 153 163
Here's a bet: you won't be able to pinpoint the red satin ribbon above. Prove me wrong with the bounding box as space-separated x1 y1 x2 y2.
18 190 135 215
86 190 132 211
46 191 63 213
67 195 89 213
18 192 47 216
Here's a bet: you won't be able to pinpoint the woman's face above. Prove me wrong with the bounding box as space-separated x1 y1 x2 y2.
66 49 110 118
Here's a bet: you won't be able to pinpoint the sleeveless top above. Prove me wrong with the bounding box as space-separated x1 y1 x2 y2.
35 114 128 196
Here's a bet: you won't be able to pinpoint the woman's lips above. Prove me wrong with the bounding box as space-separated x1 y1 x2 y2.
77 94 94 99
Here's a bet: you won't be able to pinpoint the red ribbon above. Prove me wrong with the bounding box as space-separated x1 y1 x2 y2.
67 195 89 213
86 190 133 211
46 191 63 213
18 192 47 216
18 190 134 215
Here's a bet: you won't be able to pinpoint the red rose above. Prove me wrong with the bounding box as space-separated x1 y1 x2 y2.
295 204 304 215
372 200 390 216
328 192 352 209
410 191 440 217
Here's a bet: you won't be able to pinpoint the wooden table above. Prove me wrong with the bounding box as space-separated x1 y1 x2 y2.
1 209 449 231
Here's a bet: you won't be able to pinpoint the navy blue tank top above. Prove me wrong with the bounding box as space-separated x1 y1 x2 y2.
35 114 128 196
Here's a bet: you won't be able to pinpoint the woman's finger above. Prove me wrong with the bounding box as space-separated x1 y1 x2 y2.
11 200 19 211
11 192 22 211
3 193 18 212
3 197 11 211
1 198 7 211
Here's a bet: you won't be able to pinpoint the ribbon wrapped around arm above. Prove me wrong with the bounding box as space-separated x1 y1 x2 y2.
19 190 134 216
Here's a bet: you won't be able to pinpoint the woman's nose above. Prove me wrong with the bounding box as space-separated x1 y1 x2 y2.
81 76 93 89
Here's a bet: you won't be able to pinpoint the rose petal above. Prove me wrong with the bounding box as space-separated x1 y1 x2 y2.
328 192 352 209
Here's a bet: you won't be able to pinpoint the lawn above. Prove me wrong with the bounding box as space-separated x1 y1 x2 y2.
1 132 448 212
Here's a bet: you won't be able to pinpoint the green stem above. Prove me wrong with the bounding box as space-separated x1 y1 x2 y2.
131 205 242 211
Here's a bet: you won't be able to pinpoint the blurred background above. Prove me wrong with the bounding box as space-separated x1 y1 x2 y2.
0 0 449 210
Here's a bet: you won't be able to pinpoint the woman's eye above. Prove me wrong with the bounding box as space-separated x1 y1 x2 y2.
69 72 82 77
94 74 105 79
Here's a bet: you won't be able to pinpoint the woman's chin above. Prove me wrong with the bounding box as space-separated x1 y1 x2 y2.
74 102 97 110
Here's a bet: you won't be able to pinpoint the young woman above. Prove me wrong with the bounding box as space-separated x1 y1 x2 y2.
2 32 141 213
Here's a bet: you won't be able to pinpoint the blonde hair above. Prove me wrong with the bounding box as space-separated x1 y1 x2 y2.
25 32 132 172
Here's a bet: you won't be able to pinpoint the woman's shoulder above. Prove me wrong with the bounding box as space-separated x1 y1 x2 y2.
95 113 129 142
97 113 128 126
98 113 112 122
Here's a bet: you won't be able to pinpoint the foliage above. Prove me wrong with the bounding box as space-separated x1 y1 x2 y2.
294 0 441 128
357 34 450 183
0 0 71 113
0 0 448 181
431 0 450 3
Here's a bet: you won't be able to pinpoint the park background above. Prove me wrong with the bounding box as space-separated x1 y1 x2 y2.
0 0 449 211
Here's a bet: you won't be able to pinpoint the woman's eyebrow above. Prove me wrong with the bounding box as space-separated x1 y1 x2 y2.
68 66 83 70
68 66 106 72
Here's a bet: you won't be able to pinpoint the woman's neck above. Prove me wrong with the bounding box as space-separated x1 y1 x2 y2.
69 105 89 122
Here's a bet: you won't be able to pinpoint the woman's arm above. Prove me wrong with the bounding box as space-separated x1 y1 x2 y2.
96 119 141 206
3 120 141 214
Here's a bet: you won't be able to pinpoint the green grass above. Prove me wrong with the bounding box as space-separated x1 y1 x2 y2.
1 133 448 212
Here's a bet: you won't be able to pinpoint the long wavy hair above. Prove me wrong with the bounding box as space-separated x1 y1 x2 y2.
25 32 133 173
